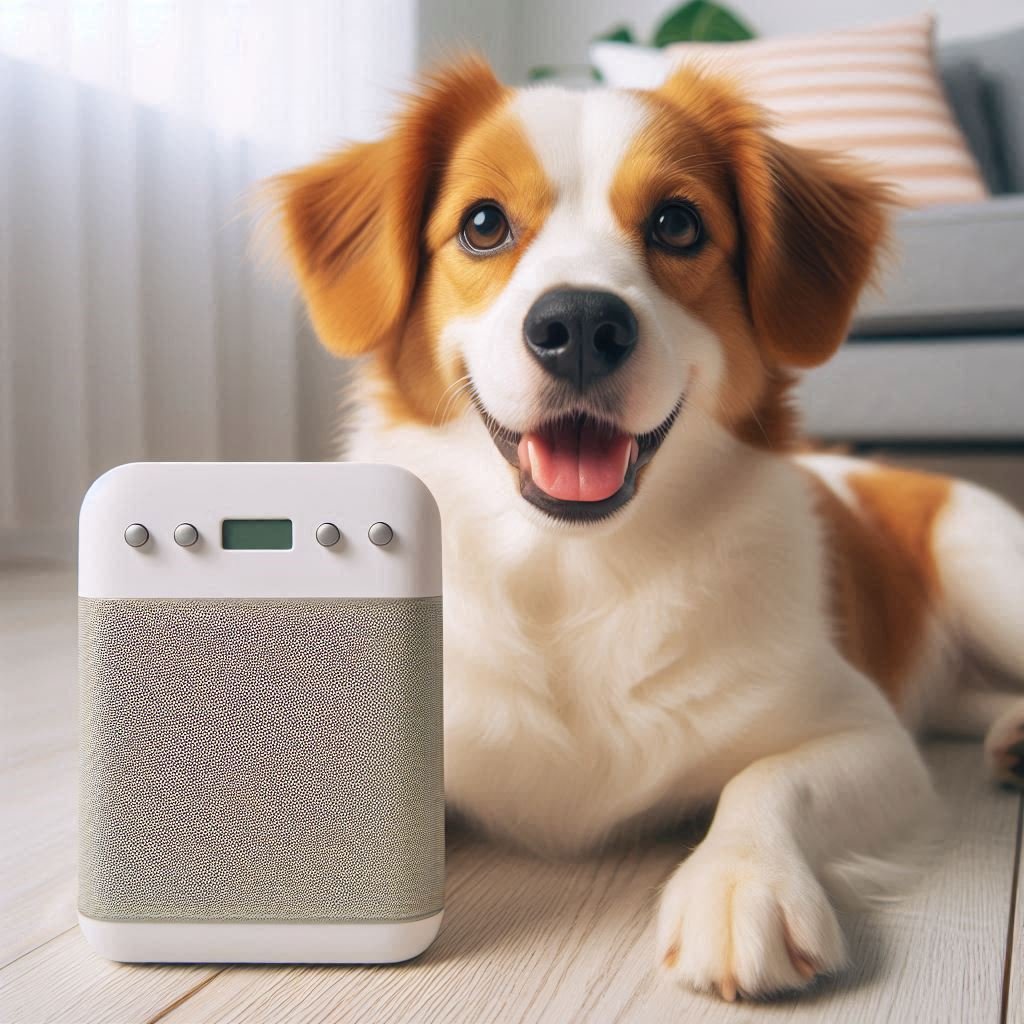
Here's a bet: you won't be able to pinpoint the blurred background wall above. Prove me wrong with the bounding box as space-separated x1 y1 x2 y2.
415 0 1024 83
2 0 1021 564
505 0 1024 80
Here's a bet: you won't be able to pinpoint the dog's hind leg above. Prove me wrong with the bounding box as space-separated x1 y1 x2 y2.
930 480 1024 785
934 480 1024 684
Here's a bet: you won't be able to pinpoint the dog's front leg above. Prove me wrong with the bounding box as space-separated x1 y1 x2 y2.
656 658 935 1001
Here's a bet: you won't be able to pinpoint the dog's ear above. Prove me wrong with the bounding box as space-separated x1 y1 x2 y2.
658 69 891 368
736 137 892 368
274 56 505 357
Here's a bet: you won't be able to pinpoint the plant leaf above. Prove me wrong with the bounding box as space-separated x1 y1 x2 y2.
652 0 755 46
595 24 636 44
527 64 604 83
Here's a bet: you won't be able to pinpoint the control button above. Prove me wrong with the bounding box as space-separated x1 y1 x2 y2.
174 523 199 547
368 521 394 547
124 523 149 548
316 522 341 547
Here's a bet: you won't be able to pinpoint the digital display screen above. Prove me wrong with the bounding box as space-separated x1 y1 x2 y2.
221 519 293 550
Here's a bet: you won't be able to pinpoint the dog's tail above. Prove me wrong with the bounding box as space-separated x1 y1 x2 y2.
930 480 1024 785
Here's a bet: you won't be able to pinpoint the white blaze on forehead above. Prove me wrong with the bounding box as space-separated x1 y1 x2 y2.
511 87 648 226
448 84 722 441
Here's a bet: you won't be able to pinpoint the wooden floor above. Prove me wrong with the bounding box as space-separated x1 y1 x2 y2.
1 565 1021 1024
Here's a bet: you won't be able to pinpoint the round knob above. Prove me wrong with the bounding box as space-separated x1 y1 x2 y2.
124 523 149 548
368 522 394 547
174 523 199 547
316 522 341 547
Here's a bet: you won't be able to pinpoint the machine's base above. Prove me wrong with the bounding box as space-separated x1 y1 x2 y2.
78 910 444 964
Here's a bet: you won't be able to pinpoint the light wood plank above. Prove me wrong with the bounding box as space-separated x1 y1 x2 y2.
0 928 222 1024
1007 796 1024 1024
0 569 79 966
767 745 1020 1024
151 745 1017 1024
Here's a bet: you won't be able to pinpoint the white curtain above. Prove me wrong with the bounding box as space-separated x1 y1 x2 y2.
0 1 419 562
0 1 418 157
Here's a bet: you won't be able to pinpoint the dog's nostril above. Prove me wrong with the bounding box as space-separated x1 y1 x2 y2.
542 321 570 350
593 322 622 354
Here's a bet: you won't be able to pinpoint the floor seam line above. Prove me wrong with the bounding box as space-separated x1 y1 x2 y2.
0 925 78 974
999 794 1023 1024
144 967 228 1024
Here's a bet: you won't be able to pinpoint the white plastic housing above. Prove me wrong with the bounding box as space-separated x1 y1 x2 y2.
79 461 442 600
78 912 445 965
78 461 444 965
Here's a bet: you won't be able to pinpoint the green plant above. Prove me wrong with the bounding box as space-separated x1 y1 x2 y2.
530 1 754 82
596 24 636 45
527 64 603 82
650 0 754 46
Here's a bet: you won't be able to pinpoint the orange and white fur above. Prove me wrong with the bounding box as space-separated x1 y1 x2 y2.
274 58 1024 1000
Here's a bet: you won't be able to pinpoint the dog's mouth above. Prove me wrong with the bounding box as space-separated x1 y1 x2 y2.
476 399 684 523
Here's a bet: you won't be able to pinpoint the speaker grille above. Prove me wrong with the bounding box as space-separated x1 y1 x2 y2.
79 596 443 923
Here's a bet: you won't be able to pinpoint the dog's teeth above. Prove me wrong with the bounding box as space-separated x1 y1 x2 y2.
525 439 539 472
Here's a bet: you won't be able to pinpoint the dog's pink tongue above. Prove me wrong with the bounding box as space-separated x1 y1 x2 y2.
519 420 635 502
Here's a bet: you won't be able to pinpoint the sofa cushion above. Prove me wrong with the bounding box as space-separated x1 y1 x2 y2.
941 25 1024 194
798 338 1024 440
853 195 1024 335
938 57 1007 193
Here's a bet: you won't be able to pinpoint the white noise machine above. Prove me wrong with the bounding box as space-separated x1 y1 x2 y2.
78 462 444 964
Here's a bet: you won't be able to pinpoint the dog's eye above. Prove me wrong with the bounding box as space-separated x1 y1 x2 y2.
650 201 702 252
460 203 512 253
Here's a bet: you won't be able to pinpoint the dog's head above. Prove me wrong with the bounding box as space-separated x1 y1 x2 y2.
276 57 888 526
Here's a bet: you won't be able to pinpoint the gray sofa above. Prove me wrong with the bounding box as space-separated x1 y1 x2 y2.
798 26 1024 442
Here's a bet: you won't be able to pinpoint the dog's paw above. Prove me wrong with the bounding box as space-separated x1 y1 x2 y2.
655 840 846 1001
984 698 1024 788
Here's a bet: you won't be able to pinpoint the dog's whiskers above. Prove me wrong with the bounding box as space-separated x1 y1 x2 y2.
440 382 475 426
432 375 473 427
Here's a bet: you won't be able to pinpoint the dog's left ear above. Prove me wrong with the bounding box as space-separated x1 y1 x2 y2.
737 138 892 368
273 56 505 357
658 70 891 368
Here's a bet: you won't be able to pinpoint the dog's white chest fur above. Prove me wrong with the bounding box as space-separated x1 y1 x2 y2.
443 537 707 852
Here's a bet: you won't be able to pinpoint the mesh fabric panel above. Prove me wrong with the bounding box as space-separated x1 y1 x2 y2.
79 596 443 923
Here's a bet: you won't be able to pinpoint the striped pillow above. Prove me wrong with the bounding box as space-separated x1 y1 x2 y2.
597 16 988 208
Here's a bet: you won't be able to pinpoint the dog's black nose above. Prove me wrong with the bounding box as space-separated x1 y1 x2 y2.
523 288 638 390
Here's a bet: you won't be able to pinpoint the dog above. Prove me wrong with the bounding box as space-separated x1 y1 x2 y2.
273 57 1024 1001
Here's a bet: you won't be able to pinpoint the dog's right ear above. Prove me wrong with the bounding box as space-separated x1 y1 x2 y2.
274 56 506 357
